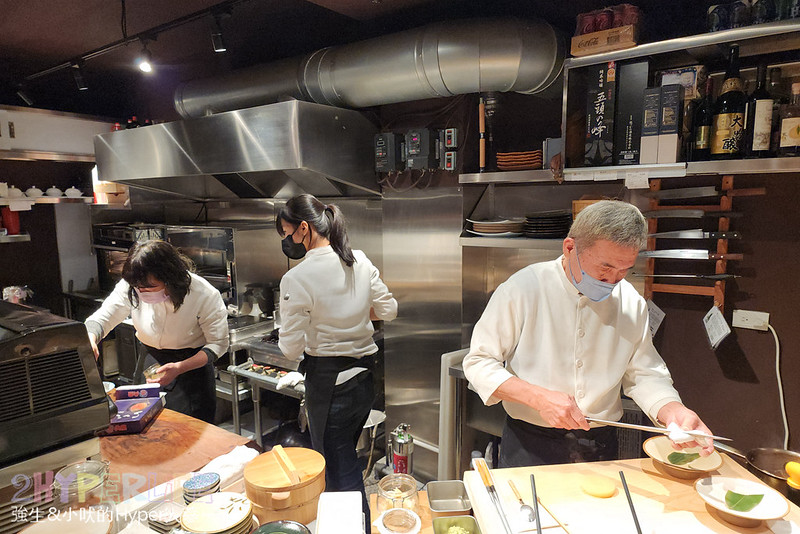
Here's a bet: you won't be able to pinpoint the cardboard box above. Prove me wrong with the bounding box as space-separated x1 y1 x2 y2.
584 62 617 167
614 60 650 165
571 25 639 57
101 396 164 435
572 196 605 219
659 65 708 101
640 87 661 164
115 383 161 400
657 84 685 163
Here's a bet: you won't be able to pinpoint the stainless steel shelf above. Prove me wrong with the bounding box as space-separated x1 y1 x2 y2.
33 196 93 204
459 236 565 249
687 157 800 175
459 169 555 184
564 163 687 181
566 20 800 68
0 233 31 243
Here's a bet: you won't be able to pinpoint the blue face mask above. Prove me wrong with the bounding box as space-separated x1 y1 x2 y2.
568 247 617 302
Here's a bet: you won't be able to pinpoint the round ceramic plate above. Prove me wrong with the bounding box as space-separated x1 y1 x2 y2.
694 476 789 525
180 492 253 534
465 229 523 238
643 436 722 477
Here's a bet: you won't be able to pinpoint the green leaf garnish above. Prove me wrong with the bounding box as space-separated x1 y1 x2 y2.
725 490 764 512
667 451 700 465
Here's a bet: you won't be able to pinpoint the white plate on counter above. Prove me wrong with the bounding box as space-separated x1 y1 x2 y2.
694 475 789 527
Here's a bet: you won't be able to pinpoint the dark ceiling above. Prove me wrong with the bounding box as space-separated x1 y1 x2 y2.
0 0 711 121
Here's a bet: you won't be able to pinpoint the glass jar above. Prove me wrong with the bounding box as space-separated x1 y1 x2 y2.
51 459 110 510
376 473 418 515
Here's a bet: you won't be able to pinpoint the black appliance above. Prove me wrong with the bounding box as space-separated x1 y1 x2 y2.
0 302 110 467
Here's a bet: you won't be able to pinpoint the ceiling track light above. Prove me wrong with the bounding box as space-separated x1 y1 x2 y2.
137 40 154 73
211 14 228 53
71 61 88 91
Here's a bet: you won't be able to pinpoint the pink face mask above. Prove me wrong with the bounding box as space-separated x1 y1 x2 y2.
135 287 170 304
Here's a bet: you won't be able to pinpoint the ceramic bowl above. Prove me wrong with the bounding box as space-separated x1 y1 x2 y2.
252 520 312 534
45 186 63 197
25 187 43 198
65 186 82 197
7 186 24 198
695 475 790 528
643 435 723 479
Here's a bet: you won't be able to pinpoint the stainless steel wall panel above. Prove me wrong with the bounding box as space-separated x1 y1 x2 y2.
382 185 462 481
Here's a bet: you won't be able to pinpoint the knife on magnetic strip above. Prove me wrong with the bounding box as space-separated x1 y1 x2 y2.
649 229 741 239
632 273 740 280
639 249 743 260
642 186 719 199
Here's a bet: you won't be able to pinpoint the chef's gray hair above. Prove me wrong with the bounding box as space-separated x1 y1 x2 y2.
568 200 647 251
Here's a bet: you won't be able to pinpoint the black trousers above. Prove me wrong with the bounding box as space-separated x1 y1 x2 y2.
499 415 619 467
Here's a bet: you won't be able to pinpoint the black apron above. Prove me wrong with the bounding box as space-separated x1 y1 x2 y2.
299 353 375 455
141 345 216 423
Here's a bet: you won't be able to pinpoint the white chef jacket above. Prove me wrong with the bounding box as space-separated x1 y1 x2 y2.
463 256 681 427
278 246 397 362
85 272 229 362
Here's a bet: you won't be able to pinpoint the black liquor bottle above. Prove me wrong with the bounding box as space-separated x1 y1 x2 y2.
691 77 714 161
745 63 774 158
710 45 747 159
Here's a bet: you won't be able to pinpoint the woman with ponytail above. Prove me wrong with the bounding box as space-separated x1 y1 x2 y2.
275 194 397 523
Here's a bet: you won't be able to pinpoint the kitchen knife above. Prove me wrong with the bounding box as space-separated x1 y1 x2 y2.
586 417 732 441
472 457 514 534
648 229 741 239
639 249 743 260
642 209 742 218
632 273 740 280
642 186 719 200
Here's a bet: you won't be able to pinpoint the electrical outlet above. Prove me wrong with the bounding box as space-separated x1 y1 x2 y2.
732 309 770 331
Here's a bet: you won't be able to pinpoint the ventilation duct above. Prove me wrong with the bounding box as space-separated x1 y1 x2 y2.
174 17 565 119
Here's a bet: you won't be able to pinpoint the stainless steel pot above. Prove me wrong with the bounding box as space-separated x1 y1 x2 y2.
715 442 800 504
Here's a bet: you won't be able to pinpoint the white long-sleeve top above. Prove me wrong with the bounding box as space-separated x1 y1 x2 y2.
85 272 229 361
278 246 397 361
462 256 681 427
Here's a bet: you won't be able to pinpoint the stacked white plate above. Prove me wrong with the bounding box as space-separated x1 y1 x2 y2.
180 492 255 534
183 473 221 504
147 500 185 533
465 217 524 237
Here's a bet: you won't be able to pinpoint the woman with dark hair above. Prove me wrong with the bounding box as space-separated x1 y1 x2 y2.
85 240 228 423
276 194 397 524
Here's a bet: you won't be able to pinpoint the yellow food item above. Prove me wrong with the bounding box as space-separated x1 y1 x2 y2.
580 475 616 498
786 461 800 489
446 526 470 534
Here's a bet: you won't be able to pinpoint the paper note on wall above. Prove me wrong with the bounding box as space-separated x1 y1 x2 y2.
647 299 665 337
703 305 730 350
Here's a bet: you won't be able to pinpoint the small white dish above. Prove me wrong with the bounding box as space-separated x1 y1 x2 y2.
64 186 82 197
46 186 63 197
7 186 24 198
695 475 789 527
465 229 523 238
25 186 43 198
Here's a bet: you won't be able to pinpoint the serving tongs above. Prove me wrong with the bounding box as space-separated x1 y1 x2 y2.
472 457 514 534
586 417 732 442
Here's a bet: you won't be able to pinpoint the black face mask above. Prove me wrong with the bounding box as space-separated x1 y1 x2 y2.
281 227 307 259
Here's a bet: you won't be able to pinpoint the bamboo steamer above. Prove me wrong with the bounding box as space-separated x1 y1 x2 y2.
244 445 325 523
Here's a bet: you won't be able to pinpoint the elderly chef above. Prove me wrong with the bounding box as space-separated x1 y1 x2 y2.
463 200 715 467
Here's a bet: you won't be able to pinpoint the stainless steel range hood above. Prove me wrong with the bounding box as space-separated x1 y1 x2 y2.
93 100 379 200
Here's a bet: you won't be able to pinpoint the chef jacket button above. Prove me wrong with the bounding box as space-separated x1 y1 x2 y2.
577 390 585 399
576 360 583 368
577 329 585 337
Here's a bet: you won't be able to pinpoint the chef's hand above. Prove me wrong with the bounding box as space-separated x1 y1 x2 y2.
88 333 100 360
657 401 715 456
277 371 305 391
146 363 181 386
535 389 590 431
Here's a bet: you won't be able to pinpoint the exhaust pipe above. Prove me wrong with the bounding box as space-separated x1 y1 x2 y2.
175 18 565 118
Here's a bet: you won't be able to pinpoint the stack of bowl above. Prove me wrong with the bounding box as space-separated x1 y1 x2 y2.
183 472 221 504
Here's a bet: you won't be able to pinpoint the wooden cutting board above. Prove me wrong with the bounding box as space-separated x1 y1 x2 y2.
464 456 800 533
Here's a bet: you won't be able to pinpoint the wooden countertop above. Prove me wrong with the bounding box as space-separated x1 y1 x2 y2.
464 455 800 533
100 408 254 500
